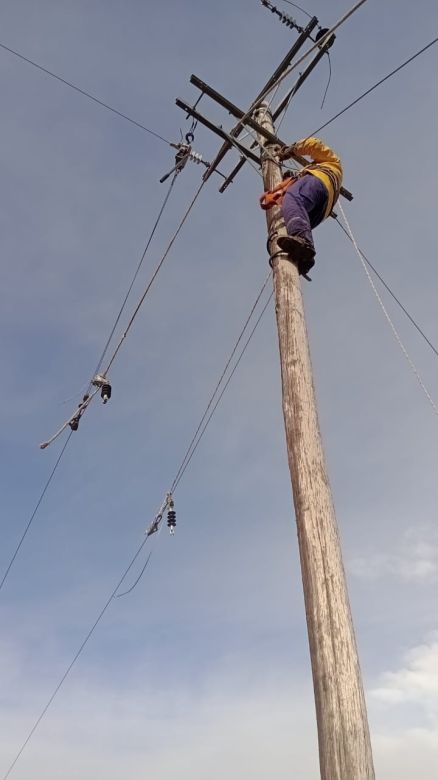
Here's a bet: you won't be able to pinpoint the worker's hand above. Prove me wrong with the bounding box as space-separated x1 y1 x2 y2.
277 144 296 161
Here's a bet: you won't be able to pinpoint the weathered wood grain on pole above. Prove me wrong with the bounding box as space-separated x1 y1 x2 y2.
255 105 375 779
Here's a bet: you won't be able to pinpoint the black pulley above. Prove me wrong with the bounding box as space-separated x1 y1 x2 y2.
315 27 336 49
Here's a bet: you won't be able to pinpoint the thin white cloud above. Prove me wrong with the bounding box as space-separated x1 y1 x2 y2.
349 526 438 583
0 667 319 780
370 635 438 776
372 633 438 710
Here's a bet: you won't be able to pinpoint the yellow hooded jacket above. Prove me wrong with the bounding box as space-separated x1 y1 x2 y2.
286 137 343 218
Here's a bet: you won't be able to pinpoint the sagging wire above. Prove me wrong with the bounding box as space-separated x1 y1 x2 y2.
257 3 335 141
116 492 175 598
118 272 273 596
320 51 332 109
237 0 369 138
0 519 163 780
310 36 438 137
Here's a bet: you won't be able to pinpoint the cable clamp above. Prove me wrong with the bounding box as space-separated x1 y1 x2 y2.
145 493 172 537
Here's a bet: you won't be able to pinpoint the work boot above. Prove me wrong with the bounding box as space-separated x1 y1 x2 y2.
277 234 315 279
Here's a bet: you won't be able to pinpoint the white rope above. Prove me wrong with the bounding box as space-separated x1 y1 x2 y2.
339 201 438 418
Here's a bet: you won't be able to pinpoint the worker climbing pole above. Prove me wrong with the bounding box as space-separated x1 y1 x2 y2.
256 104 374 779
174 2 375 776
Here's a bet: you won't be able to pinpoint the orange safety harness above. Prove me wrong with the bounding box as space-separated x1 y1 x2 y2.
259 173 300 210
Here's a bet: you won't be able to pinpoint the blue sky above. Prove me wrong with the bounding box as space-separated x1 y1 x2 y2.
1 0 438 777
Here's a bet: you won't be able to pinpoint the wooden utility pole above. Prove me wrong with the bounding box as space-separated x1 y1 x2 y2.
255 104 374 779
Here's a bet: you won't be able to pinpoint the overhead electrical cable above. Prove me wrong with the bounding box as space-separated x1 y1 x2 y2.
172 288 274 492
119 275 274 593
0 41 171 145
2 168 186 590
310 37 438 136
2 273 275 776
90 172 179 382
40 175 206 451
102 179 206 376
170 271 272 491
116 551 153 598
211 0 368 182
0 434 72 594
339 202 438 418
334 219 438 362
1 524 155 780
240 0 369 124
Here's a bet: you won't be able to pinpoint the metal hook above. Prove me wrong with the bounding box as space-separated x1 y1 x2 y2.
185 131 195 145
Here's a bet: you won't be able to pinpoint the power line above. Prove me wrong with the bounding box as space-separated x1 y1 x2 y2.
2 168 184 587
40 175 206 452
115 551 153 598
102 179 206 376
311 37 438 136
334 218 438 362
120 274 274 594
0 433 73 594
171 271 273 491
90 172 179 381
320 52 332 109
2 272 274 775
172 289 274 492
251 0 369 112
1 528 153 780
0 41 171 145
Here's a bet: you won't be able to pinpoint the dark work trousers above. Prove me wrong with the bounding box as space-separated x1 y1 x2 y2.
281 174 328 250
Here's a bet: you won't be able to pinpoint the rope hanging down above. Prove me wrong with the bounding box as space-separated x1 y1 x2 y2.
40 176 206 450
235 0 368 135
311 36 438 137
279 0 314 20
335 219 438 363
339 202 438 419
